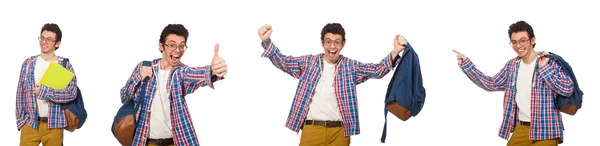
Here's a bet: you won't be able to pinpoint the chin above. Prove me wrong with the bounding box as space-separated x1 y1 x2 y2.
514 50 527 57
328 56 339 61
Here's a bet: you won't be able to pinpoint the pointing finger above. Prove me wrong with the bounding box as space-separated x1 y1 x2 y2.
452 50 464 56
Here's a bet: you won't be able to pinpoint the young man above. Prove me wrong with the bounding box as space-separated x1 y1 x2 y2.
119 24 227 146
16 23 78 146
453 21 574 146
257 23 406 146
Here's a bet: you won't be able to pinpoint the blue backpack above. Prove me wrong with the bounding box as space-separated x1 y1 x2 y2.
59 58 88 132
111 61 152 146
547 52 583 115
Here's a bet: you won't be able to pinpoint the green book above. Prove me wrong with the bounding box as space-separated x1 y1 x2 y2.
39 62 74 89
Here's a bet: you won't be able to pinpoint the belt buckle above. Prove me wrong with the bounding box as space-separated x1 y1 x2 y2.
38 117 48 122
158 139 167 146
325 121 331 127
157 140 163 145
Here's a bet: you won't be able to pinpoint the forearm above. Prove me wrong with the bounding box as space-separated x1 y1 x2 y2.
373 53 395 78
39 80 77 103
539 63 574 96
460 58 507 91
15 84 25 121
120 64 144 103
182 65 220 94
261 38 303 78
355 53 395 84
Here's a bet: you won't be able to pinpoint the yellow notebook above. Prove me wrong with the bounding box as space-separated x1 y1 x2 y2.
39 62 75 89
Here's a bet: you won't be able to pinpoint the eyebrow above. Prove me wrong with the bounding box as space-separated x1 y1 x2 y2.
511 37 528 41
40 35 54 39
167 40 186 44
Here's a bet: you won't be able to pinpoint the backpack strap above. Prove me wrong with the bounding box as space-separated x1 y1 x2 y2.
60 58 69 68
135 61 153 108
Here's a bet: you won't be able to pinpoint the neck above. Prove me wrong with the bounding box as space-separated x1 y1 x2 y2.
522 50 538 64
325 59 337 64
324 56 340 64
40 52 58 62
159 59 173 70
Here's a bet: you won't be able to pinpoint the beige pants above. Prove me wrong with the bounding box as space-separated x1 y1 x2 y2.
20 121 63 146
299 125 350 146
507 123 559 146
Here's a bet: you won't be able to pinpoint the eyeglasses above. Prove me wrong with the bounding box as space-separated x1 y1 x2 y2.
323 39 343 46
38 36 55 43
509 38 530 46
164 43 188 51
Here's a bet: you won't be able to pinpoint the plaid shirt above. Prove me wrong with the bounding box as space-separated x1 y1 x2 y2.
15 55 78 130
261 38 400 136
119 59 223 146
459 51 574 140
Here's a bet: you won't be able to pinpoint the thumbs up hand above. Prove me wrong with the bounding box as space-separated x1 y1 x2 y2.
211 44 227 77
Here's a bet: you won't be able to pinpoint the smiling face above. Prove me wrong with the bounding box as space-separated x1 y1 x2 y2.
159 34 187 67
322 33 345 64
319 23 346 64
507 21 537 58
510 31 536 57
39 30 60 54
157 24 189 68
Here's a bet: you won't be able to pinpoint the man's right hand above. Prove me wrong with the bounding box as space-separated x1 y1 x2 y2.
34 84 40 95
140 66 153 79
452 50 467 65
258 24 272 41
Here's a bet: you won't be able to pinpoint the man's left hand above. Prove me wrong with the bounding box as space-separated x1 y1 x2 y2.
211 44 227 77
538 51 549 68
393 34 407 55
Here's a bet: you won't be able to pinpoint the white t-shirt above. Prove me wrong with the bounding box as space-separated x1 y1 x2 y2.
148 64 173 138
515 59 536 122
306 58 343 121
34 56 53 118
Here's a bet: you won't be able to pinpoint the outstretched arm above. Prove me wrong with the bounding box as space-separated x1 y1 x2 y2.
181 44 226 95
454 50 509 91
355 34 407 84
258 24 306 79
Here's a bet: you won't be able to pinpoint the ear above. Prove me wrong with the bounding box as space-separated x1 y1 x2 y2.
530 37 536 46
55 42 61 48
158 42 164 52
340 40 346 50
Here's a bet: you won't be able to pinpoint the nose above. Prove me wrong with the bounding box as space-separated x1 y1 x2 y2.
516 41 526 48
174 47 183 53
327 43 338 48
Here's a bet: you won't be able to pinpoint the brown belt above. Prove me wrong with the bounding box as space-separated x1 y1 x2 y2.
38 117 48 123
147 138 174 146
519 121 530 126
305 120 343 127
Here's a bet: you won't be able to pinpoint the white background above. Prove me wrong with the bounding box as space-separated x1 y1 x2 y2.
1 0 598 145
